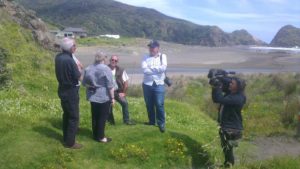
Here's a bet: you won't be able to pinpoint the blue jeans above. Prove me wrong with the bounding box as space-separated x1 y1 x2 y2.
142 83 165 127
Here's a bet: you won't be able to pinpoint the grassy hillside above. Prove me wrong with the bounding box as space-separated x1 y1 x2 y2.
1 7 300 168
158 74 300 138
76 36 137 47
0 8 223 169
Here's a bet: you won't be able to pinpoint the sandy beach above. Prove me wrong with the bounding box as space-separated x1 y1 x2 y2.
75 39 300 84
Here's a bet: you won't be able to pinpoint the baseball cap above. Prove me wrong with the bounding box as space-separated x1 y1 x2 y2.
147 40 160 48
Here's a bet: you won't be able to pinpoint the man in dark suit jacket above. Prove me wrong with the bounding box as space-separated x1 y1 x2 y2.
55 38 82 149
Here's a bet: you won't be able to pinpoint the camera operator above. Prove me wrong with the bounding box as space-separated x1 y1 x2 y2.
211 76 246 167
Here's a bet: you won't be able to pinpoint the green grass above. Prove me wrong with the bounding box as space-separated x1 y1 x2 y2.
154 74 300 139
0 89 223 168
0 17 222 168
1 10 300 168
77 36 137 47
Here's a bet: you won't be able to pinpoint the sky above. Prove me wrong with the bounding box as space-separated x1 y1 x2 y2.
114 0 300 43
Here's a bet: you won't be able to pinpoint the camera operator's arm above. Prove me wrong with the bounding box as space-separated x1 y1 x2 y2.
212 87 244 105
211 86 222 103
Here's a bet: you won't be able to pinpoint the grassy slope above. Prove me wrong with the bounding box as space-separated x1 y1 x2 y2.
0 9 222 169
76 36 138 47
1 9 300 168
167 75 300 138
165 75 300 168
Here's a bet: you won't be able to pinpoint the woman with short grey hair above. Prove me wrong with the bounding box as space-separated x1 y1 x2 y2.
82 50 115 143
94 51 107 64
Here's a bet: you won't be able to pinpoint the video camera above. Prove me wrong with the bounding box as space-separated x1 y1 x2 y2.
207 69 236 93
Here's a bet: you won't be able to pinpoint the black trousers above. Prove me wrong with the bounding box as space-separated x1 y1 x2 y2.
59 87 79 147
219 128 242 166
91 101 111 140
107 104 115 125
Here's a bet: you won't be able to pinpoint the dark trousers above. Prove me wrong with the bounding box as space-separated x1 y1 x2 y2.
219 128 242 166
107 92 130 124
59 87 79 147
91 101 111 140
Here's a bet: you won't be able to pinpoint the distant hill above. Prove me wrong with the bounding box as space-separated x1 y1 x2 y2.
230 29 265 46
270 25 300 47
16 0 265 46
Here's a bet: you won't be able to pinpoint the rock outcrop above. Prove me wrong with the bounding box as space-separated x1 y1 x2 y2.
0 0 55 50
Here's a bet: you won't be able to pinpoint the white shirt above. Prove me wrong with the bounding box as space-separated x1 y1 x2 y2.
111 69 130 90
73 55 80 65
141 52 167 86
72 54 82 86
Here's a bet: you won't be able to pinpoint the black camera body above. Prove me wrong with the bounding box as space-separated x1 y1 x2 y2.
164 76 172 87
207 69 236 93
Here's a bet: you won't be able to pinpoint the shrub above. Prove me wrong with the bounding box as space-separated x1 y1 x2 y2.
279 76 300 128
127 84 143 98
0 48 11 88
281 96 300 127
164 138 189 165
110 144 149 163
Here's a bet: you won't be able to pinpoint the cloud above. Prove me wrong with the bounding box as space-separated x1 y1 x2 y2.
259 13 300 23
190 7 263 19
114 0 167 8
261 0 286 3
115 0 189 21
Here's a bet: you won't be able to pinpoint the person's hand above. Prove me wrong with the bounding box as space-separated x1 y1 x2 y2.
77 62 84 73
111 98 116 105
150 66 159 73
212 84 222 89
119 93 126 98
87 85 96 89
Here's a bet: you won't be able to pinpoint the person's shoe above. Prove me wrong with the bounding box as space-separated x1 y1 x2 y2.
124 120 136 125
159 125 165 133
64 143 83 149
222 162 232 168
144 122 155 126
99 137 112 143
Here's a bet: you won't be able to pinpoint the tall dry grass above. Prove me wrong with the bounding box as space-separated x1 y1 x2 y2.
127 73 300 136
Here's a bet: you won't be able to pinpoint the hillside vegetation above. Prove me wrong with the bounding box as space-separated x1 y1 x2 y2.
1 2 300 168
16 0 265 46
0 6 223 169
